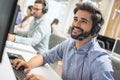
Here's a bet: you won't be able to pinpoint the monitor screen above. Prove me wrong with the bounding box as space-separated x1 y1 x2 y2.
9 5 20 34
113 39 120 55
0 0 18 62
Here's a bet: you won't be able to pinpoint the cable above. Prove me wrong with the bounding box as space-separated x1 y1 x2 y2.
80 42 94 80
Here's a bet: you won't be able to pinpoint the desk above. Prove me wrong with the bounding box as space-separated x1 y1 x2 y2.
0 43 62 80
5 41 37 54
0 48 16 80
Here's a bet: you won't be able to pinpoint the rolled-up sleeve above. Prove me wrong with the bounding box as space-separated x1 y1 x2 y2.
15 22 49 46
41 42 65 64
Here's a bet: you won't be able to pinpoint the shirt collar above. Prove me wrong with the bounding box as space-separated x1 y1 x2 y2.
71 38 95 52
34 15 45 24
80 38 94 52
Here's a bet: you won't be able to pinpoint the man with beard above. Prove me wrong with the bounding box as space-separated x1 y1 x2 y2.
12 2 114 80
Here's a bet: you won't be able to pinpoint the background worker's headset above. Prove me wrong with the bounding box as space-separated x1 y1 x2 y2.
41 0 48 14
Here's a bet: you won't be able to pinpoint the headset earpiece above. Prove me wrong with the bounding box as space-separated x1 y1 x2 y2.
42 0 48 14
91 23 101 37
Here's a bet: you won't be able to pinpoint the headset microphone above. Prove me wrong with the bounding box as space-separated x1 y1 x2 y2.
71 26 91 41
78 36 85 41
77 32 91 41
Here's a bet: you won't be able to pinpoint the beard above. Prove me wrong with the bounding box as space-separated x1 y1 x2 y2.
70 26 91 40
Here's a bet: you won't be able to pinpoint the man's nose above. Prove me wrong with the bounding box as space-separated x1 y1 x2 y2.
74 20 81 26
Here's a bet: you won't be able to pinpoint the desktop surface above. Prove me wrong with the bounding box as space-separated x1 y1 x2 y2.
5 41 37 54
0 45 62 80
0 48 17 80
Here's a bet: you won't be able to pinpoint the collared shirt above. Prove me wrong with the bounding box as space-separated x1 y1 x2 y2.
15 15 51 53
42 38 114 80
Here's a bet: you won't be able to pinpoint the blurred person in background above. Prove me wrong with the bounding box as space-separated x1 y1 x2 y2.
8 0 51 54
51 18 67 38
22 5 33 22
14 5 34 37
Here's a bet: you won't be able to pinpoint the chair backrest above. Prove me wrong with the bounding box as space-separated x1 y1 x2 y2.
49 34 67 49
97 40 105 49
110 54 120 80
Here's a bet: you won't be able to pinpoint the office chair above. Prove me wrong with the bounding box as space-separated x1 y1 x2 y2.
97 40 105 49
49 34 66 49
110 54 120 80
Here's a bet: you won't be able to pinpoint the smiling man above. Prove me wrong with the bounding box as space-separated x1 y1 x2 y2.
12 2 114 80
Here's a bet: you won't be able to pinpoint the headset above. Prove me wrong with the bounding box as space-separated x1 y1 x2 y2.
91 23 101 37
41 0 48 14
91 13 103 37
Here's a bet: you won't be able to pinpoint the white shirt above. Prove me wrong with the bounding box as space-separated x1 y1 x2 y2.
14 16 34 37
15 15 51 53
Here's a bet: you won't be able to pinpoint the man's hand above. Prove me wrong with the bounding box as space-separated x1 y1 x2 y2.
24 74 47 80
12 59 32 73
7 34 15 42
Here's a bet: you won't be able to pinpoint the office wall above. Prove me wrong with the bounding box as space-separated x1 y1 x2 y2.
99 0 114 35
105 0 120 39
61 0 79 34
17 0 28 19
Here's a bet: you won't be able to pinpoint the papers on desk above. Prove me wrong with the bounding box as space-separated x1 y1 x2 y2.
5 41 37 54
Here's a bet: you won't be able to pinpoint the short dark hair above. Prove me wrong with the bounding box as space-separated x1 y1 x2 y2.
28 5 33 12
35 0 46 8
74 2 104 36
74 2 104 26
51 18 59 25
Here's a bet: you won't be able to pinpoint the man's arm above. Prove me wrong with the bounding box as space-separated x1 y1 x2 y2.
15 22 50 46
27 54 44 68
91 55 114 80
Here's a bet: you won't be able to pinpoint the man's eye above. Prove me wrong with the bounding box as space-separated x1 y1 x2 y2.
74 18 78 21
80 20 87 23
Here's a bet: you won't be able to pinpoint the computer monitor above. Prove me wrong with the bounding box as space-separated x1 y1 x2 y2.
0 0 18 62
112 39 120 55
9 5 20 34
97 34 116 51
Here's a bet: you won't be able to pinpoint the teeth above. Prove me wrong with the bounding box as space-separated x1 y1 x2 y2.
74 28 80 31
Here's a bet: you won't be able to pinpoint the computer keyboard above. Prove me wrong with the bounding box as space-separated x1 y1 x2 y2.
7 52 27 80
